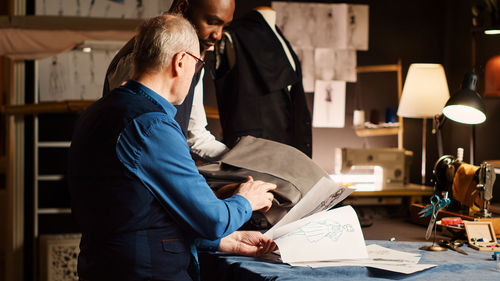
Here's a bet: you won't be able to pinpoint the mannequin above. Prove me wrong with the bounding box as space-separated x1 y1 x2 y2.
218 7 296 73
213 7 312 157
254 6 296 72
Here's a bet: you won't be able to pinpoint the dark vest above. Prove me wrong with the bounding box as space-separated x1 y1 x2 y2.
68 83 192 281
103 37 198 136
214 11 312 157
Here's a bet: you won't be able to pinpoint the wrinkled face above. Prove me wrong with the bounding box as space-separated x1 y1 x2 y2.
186 0 235 53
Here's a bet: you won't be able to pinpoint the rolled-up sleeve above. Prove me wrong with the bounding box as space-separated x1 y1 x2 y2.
116 112 252 241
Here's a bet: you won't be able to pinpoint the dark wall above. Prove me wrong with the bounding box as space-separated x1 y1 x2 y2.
205 0 500 200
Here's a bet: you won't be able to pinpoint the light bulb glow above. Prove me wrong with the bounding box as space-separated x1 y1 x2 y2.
484 29 500 35
442 105 486 124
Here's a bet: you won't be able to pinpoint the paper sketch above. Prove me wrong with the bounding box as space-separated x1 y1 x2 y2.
283 220 354 243
314 49 356 82
265 177 353 239
274 205 368 264
312 80 346 128
272 2 369 50
294 47 315 92
273 2 316 49
35 0 173 18
38 49 116 102
312 4 347 49
348 5 369 50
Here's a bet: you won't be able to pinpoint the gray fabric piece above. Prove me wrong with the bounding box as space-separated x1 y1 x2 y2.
198 136 328 226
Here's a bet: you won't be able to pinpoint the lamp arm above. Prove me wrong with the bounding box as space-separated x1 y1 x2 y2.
432 114 446 157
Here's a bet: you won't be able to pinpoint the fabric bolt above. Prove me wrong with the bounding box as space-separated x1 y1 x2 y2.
68 80 251 281
214 10 312 157
199 136 328 226
452 163 481 208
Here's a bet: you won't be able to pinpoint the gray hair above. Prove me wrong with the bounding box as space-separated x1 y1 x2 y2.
132 14 199 75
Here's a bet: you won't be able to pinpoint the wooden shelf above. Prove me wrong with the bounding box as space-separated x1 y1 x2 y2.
354 126 399 137
204 105 220 119
356 64 401 73
2 100 96 115
2 100 221 120
351 184 434 197
354 59 404 148
0 15 142 31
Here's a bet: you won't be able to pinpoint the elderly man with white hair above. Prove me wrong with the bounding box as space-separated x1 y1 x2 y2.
68 14 276 281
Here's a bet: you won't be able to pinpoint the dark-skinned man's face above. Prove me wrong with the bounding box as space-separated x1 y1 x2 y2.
185 0 235 55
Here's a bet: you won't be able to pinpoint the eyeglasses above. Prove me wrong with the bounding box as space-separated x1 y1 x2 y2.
185 51 205 75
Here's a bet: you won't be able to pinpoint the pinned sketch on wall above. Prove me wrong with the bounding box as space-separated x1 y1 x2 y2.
272 2 369 50
273 205 368 264
312 4 348 49
36 0 173 18
272 2 316 49
294 48 315 92
312 80 346 128
272 2 368 93
38 49 116 102
48 56 67 101
314 48 356 82
348 5 369 51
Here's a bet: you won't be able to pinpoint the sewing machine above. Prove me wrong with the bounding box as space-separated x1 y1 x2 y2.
333 148 413 191
433 153 496 218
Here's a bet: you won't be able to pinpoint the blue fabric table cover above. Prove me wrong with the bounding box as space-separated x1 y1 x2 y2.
199 240 500 281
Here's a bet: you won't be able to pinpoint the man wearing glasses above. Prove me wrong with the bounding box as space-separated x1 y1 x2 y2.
69 14 276 281
104 0 234 161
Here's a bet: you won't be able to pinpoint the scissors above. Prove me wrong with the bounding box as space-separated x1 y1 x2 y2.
418 193 450 218
419 193 450 240
438 240 468 255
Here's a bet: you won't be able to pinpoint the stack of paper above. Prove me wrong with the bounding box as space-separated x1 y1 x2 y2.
264 176 436 275
290 244 436 274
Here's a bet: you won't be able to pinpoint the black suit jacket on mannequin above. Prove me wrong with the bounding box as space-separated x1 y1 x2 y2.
214 10 312 157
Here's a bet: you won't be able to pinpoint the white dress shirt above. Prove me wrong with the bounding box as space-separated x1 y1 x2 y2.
186 68 229 160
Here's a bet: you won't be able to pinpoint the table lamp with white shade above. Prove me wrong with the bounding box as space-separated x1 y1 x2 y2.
397 64 450 185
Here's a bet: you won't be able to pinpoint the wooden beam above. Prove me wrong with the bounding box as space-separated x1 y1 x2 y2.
2 100 221 120
0 15 142 31
2 100 96 115
356 64 400 73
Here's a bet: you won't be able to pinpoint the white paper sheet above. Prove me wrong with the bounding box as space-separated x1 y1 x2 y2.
265 177 353 239
314 49 357 82
289 244 436 275
274 205 368 264
272 2 369 50
312 80 346 128
36 0 172 18
294 47 315 92
38 49 116 101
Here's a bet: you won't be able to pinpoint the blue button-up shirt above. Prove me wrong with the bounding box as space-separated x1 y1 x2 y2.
115 81 252 249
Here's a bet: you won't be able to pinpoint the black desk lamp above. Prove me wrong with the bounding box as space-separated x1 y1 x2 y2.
433 71 487 163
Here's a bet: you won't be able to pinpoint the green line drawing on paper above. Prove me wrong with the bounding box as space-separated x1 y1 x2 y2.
284 220 354 243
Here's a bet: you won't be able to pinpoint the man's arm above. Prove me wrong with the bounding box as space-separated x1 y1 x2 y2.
187 69 229 161
116 113 274 240
196 230 276 256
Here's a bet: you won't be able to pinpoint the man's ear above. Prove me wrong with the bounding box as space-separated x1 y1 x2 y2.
171 52 186 77
169 0 189 15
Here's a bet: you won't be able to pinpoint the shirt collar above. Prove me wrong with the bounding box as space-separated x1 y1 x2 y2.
123 80 177 117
